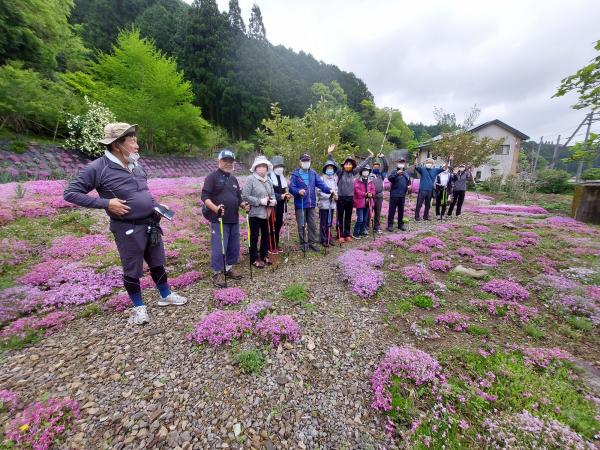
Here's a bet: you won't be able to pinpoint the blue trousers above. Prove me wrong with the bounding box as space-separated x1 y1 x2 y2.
353 207 368 236
211 222 240 272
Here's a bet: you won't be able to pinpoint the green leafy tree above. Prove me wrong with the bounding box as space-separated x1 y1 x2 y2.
65 28 210 152
0 62 81 135
554 39 600 111
136 1 187 56
430 132 504 168
0 0 88 73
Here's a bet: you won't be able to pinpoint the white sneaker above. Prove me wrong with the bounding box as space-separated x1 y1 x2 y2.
157 292 188 307
128 305 149 325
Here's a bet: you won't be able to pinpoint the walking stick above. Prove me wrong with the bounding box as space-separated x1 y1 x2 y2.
284 200 290 263
404 192 411 232
324 196 334 255
245 210 252 280
218 216 227 288
369 196 376 241
268 204 279 271
301 195 306 258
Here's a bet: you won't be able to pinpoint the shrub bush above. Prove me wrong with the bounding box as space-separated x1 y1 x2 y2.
535 169 570 194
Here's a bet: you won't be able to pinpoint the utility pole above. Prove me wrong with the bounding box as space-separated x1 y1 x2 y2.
549 135 561 169
533 136 543 173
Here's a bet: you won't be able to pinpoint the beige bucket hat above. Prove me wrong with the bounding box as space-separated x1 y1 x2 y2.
98 122 138 145
250 155 273 173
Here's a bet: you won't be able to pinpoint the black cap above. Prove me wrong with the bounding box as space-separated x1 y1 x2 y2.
299 153 311 162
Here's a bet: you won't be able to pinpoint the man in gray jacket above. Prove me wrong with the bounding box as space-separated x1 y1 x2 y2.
64 123 187 326
365 154 388 234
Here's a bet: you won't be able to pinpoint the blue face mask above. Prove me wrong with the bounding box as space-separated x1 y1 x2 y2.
372 169 380 175
325 168 334 176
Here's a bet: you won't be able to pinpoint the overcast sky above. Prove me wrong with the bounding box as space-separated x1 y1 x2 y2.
215 0 600 143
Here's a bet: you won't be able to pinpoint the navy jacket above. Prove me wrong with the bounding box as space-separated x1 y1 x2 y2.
289 168 331 209
388 170 411 198
415 166 444 192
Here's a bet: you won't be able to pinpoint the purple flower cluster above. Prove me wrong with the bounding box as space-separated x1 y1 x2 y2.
254 315 301 347
419 236 446 248
338 249 385 297
243 301 273 321
47 235 112 259
0 286 44 323
0 389 18 412
429 259 453 272
470 299 538 322
465 235 485 245
1 311 74 340
435 312 470 331
371 346 443 410
482 279 530 301
457 247 476 257
105 293 131 312
473 255 498 267
490 249 523 262
409 243 432 253
535 274 578 291
188 310 252 346
483 410 593 449
552 295 600 325
520 347 573 368
4 397 81 450
401 264 435 284
213 287 247 306
471 225 491 233
169 270 202 289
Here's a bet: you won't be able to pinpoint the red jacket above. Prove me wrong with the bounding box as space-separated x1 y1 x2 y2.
353 177 376 208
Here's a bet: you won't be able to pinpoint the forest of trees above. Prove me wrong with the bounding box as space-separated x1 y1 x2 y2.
2 0 404 156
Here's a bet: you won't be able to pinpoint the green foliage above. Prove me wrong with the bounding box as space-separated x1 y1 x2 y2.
524 324 545 339
1 328 44 351
536 169 570 194
282 283 308 303
466 324 490 336
430 131 505 168
65 96 116 157
233 347 265 374
78 303 103 318
478 174 535 201
567 316 593 331
554 39 600 110
66 28 210 152
0 63 81 135
581 167 600 180
0 0 88 73
410 294 434 309
248 3 266 41
386 298 413 316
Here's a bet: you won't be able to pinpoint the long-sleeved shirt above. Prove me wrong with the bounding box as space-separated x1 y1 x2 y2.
63 153 156 220
327 155 372 197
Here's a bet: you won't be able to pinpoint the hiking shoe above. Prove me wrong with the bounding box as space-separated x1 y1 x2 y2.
127 305 149 325
158 292 187 307
309 244 320 252
212 272 227 288
400 225 407 231
352 234 362 240
376 229 383 235
226 267 243 279
338 237 345 244
415 217 421 222
386 227 394 233
344 236 352 242
263 257 272 265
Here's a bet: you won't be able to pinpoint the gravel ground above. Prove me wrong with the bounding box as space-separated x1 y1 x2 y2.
0 214 560 450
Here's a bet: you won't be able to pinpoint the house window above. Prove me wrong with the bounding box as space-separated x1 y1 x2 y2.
495 144 510 155
476 171 482 180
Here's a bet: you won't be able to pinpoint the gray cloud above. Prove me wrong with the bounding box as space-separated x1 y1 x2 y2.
217 0 600 142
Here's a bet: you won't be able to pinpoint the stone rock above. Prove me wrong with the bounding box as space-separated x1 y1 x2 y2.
453 265 488 279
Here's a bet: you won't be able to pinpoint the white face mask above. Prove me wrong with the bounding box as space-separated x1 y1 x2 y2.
361 170 369 177
274 167 284 176
301 162 311 170
425 163 433 169
125 151 140 164
397 164 405 169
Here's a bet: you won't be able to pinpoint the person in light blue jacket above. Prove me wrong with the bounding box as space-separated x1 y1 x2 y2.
413 157 444 221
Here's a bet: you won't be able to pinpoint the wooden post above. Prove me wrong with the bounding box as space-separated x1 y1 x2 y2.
576 114 593 182
549 135 561 169
533 136 543 173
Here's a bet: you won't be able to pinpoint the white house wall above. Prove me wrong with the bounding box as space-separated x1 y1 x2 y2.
472 123 520 181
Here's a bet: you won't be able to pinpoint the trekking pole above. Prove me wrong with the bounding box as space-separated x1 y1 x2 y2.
218 216 227 288
301 195 306 258
324 196 333 256
268 204 279 271
245 210 252 280
405 192 411 231
369 196 376 240
284 200 290 263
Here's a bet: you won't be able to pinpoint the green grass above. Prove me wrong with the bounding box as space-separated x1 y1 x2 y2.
233 347 265 374
281 283 315 312
524 324 546 339
467 324 490 336
567 316 593 331
386 298 413 316
0 328 44 352
410 294 434 309
78 303 103 318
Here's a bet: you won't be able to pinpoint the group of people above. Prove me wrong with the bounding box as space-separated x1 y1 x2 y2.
64 122 475 325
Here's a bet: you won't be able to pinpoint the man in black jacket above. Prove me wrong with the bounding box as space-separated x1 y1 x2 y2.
387 158 412 231
64 123 187 326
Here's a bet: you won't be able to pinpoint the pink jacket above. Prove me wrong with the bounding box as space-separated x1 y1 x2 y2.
353 178 376 208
